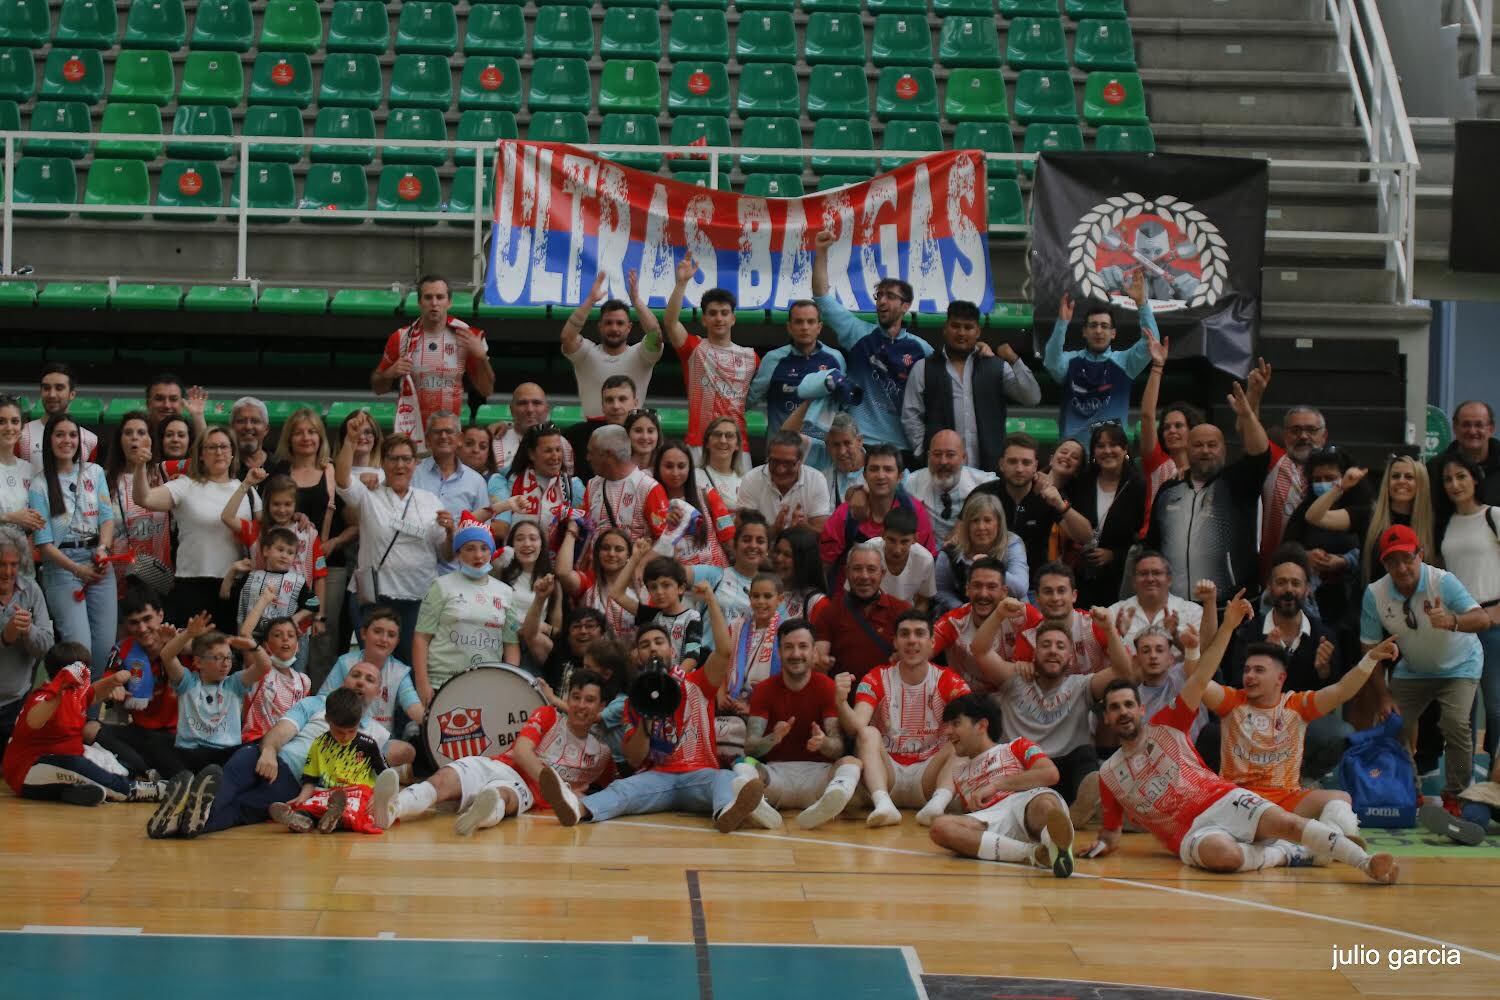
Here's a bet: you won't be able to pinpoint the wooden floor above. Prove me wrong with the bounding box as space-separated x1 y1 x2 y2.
3 795 1496 999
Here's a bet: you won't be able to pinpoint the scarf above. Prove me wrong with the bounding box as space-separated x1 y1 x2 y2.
732 611 781 698
391 314 474 451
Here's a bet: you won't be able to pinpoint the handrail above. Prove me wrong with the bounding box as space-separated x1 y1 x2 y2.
1462 0 1495 76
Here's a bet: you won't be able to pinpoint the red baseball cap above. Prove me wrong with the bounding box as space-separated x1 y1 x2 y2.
1379 524 1420 561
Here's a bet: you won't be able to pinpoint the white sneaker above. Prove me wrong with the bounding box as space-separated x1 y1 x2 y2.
371 768 401 830
796 783 854 830
866 800 901 829
455 786 503 837
539 765 582 827
715 777 764 833
743 797 783 830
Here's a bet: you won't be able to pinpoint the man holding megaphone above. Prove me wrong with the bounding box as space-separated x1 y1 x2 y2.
539 581 766 833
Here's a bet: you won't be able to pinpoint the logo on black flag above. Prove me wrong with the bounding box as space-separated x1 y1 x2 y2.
1068 193 1228 312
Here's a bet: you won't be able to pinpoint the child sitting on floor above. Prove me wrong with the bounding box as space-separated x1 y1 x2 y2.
239 613 312 743
162 613 270 771
269 686 387 835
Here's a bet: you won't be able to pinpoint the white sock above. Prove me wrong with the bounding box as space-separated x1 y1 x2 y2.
397 782 438 820
1319 799 1361 838
867 789 900 827
829 763 860 794
478 795 509 830
1302 818 1369 868
1236 842 1289 871
731 761 760 791
978 831 1034 862
916 788 953 827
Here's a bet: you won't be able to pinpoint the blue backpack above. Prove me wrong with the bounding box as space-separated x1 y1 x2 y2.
1338 713 1418 828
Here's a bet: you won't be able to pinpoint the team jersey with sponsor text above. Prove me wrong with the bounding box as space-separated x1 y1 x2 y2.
500 705 616 801
953 737 1048 812
855 663 971 765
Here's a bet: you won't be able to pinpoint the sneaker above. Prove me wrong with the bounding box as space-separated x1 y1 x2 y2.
1419 802 1486 846
455 786 503 837
1284 844 1321 868
58 782 106 806
1069 771 1101 830
269 802 314 833
179 765 223 840
744 797 784 830
1363 852 1400 885
128 779 170 803
538 765 582 827
371 768 401 830
1044 808 1075 879
316 788 347 834
1441 791 1464 818
147 771 194 839
796 782 854 830
715 777 765 833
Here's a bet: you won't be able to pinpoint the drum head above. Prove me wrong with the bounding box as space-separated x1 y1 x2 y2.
424 664 546 768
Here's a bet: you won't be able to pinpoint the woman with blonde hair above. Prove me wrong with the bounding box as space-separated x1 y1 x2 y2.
933 492 1030 614
1304 452 1435 581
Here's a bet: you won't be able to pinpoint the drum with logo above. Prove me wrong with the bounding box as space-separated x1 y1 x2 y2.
422 664 546 769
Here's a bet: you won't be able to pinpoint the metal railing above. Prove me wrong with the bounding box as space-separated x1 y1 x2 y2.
1462 0 1495 76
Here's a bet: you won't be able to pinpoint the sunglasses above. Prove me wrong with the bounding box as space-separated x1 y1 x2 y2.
1401 594 1418 631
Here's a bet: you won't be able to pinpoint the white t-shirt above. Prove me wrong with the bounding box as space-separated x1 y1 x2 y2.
736 463 832 524
1096 483 1118 526
0 458 32 518
868 537 936 603
337 478 447 601
165 477 250 579
1440 507 1500 605
565 338 662 418
699 466 742 509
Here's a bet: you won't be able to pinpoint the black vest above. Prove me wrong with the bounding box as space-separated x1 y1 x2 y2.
921 351 1009 473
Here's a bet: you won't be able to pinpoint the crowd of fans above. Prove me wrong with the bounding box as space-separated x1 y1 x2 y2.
2 244 1495 878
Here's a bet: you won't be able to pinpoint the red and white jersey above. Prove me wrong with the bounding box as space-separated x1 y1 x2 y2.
111 471 173 583
678 335 756 448
494 427 575 478
242 668 312 743
644 483 734 568
933 603 1043 693
1260 443 1305 563
625 668 720 773
1013 610 1110 677
239 518 327 582
503 705 615 799
18 418 98 471
378 317 487 445
855 662 971 765
954 737 1048 812
1141 442 1180 537
1099 698 1239 854
585 467 658 541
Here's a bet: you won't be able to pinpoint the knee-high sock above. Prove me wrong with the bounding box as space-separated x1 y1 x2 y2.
1301 817 1370 867
1318 799 1360 838
978 831 1035 863
396 781 439 820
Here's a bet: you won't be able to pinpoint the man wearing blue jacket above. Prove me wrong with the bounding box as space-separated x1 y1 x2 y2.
1044 273 1158 444
746 300 847 442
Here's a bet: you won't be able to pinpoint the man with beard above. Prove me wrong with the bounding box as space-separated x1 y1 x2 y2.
1145 382 1270 600
562 269 663 419
810 544 911 684
903 430 997 546
969 599 1135 803
229 396 270 480
373 669 615 835
489 382 575 477
971 434 1093 591
1013 562 1110 676
933 557 1041 691
901 301 1040 473
1260 404 1329 566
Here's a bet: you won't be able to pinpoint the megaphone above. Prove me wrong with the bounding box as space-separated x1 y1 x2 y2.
628 656 682 719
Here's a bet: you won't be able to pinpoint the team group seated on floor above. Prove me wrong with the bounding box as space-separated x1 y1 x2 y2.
3 254 1497 884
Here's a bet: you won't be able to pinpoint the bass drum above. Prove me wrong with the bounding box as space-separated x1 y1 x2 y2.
423 664 546 769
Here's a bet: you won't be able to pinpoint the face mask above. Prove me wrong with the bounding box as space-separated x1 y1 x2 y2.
270 654 298 670
459 561 492 580
1311 481 1336 497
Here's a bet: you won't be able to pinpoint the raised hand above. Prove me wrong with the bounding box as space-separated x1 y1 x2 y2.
692 579 715 602
1340 467 1368 493
1178 623 1200 651
806 721 827 753
533 574 556 599
1192 579 1218 605
1114 605 1136 637
1314 636 1336 679
834 671 854 701
999 596 1026 620
1058 292 1074 323
589 269 609 305
813 229 836 250
1127 270 1147 307
1146 332 1170 367
1226 380 1253 418
674 254 697 287
1222 589 1253 630
186 385 208 417
1367 636 1400 664
769 718 794 746
245 466 269 487
632 538 654 561
1247 357 1272 398
1033 472 1064 508
1089 605 1112 627
1423 596 1455 632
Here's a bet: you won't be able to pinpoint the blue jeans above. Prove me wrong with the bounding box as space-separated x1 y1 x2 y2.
202 745 302 834
41 556 119 685
1474 624 1500 760
581 767 737 823
21 752 133 800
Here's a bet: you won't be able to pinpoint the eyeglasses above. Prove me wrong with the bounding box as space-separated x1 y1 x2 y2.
873 289 912 305
428 427 458 437
386 454 416 464
202 443 232 453
198 653 233 663
1286 424 1324 438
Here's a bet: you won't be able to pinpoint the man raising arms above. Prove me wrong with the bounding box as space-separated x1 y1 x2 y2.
562 269 663 418
664 256 758 467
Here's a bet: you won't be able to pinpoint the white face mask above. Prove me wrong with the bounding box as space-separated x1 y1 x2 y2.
269 653 298 670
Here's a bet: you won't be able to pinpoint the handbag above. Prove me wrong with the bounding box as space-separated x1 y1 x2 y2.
356 491 413 605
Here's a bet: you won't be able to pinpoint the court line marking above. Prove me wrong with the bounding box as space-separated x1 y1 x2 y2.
900 946 930 1000
19 925 141 935
610 820 1500 965
685 871 715 1000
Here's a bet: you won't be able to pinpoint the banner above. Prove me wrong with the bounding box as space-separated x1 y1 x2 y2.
1028 152 1268 378
486 141 993 312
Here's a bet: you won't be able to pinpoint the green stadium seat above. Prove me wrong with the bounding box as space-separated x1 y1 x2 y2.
326 398 396 426
1066 0 1126 18
987 177 1024 228
1007 16 1069 69
739 116 801 173
1094 122 1154 152
0 281 38 307
668 62 730 115
243 105 304 161
55 0 118 49
0 99 16 145
110 283 181 310
801 0 860 10
96 102 163 159
803 13 866 66
458 56 521 112
872 14 932 67
742 173 803 198
190 0 252 51
9 157 76 217
939 16 1003 67
739 0 793 8
183 284 254 311
229 162 296 221
167 105 233 160
384 106 448 166
24 101 91 158
526 110 588 143
817 173 872 191
39 282 110 308
0 0 49 47
257 286 329 314
455 109 516 165
319 52 383 108
464 4 524 56
1082 71 1146 125
737 62 799 118
300 163 369 221
396 1 457 55
673 168 732 191
123 0 185 50
598 60 661 114
0 47 36 102
953 120 1016 175
82 158 149 220
876 67 939 121
806 65 868 119
999 0 1059 14
532 7 594 58
375 165 440 222
599 113 662 170
1021 120 1083 173
867 0 927 11
447 165 495 223
736 12 795 63
259 0 323 53
668 0 725 8
155 160 221 220
944 67 1008 121
110 49 174 105
669 10 730 61
250 52 313 107
810 118 875 175
1013 69 1076 123
311 106 375 164
390 56 456 111
178 50 244 105
933 0 994 13
667 115 730 171
881 119 943 170
601 9 661 60
1073 18 1135 70
527 57 590 112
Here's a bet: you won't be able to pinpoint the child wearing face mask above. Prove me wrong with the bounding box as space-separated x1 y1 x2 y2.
239 615 312 743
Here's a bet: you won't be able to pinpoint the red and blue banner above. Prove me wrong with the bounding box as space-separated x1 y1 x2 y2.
486 141 994 311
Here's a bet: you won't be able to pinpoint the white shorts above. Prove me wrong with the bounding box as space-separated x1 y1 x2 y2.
968 787 1063 843
716 716 747 759
763 761 836 809
1178 789 1276 867
888 754 934 809
444 756 535 815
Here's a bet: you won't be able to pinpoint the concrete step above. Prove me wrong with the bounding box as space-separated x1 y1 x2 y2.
1262 266 1396 303
1480 76 1500 117
1143 69 1355 127
1130 18 1339 73
1128 0 1324 21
